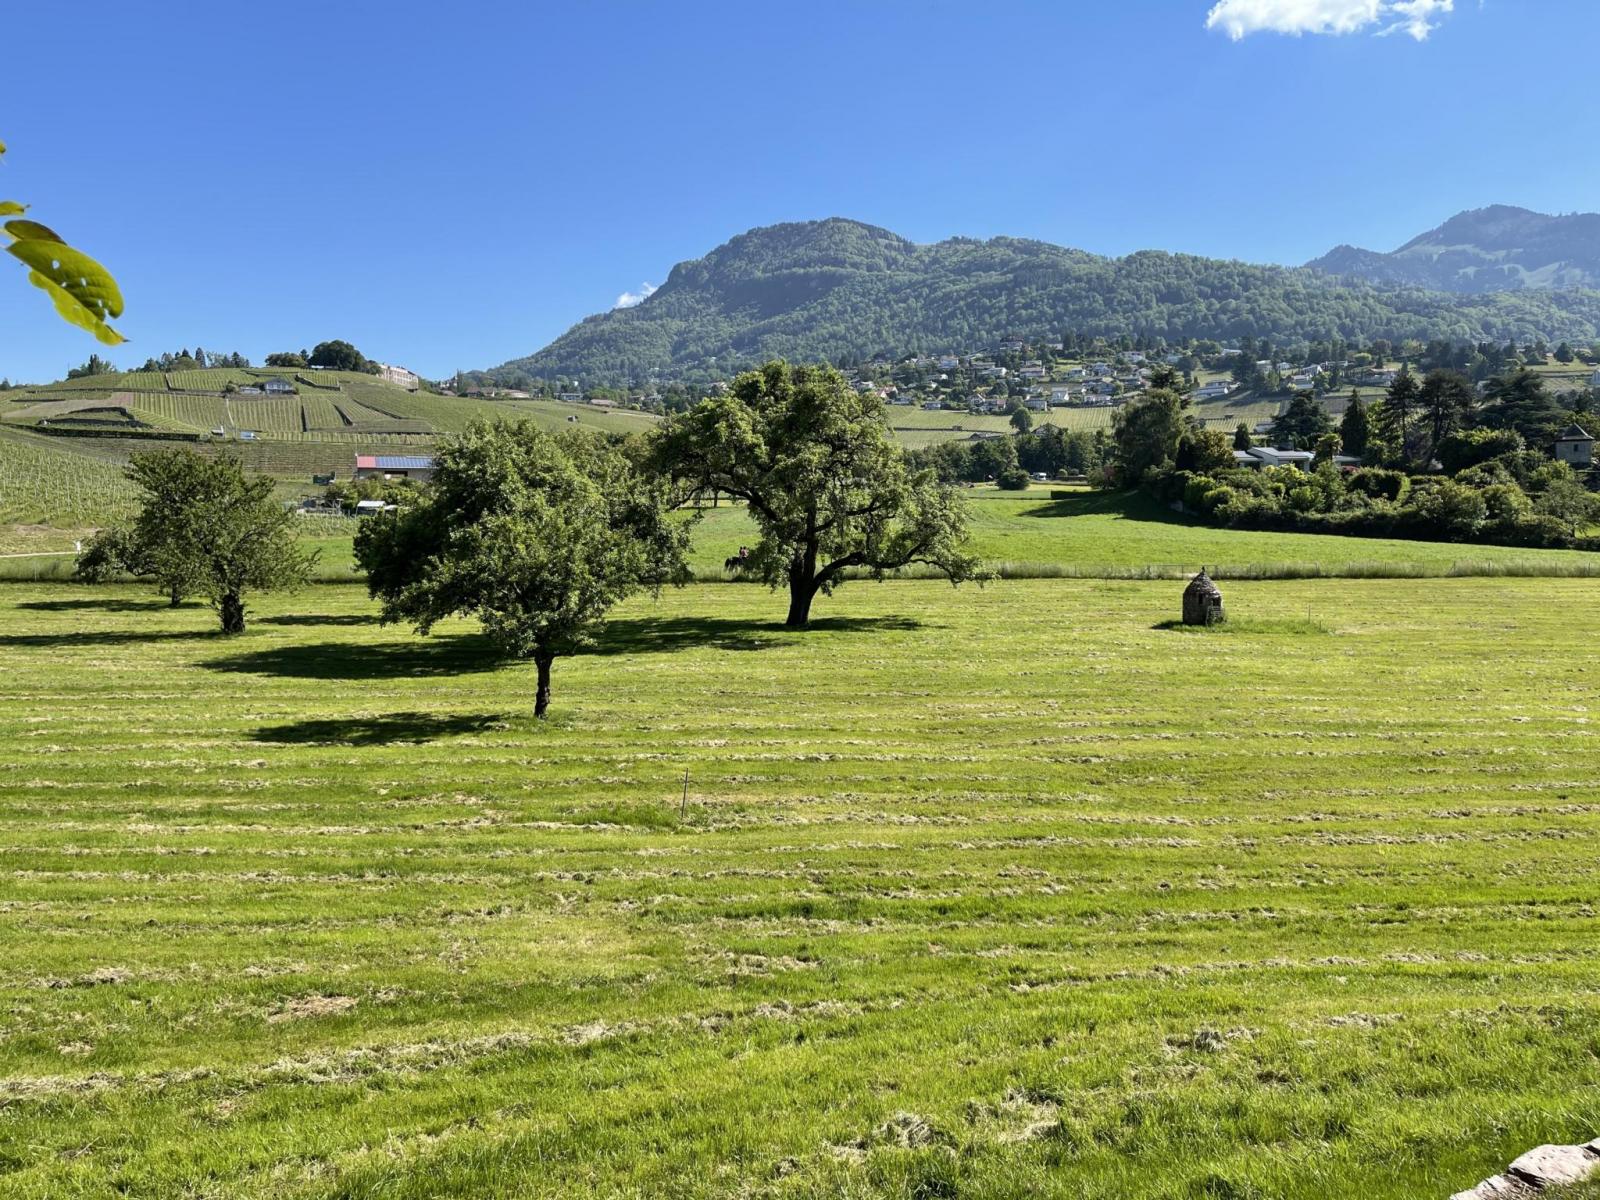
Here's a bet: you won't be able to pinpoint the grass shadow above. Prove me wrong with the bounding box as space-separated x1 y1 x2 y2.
589 614 924 656
0 629 220 648
1019 489 1198 526
257 614 376 627
1152 617 1331 635
253 712 505 745
15 598 190 613
205 634 503 680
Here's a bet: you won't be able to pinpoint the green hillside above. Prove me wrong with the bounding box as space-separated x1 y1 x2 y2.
484 218 1600 387
0 369 660 492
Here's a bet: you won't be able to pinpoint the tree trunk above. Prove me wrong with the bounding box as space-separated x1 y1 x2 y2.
167 587 182 608
219 591 245 635
534 653 554 718
785 544 818 629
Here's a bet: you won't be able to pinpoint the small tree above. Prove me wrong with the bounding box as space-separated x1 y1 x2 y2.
76 523 197 607
1232 423 1253 451
655 361 980 628
1009 406 1033 434
357 421 691 716
122 450 313 633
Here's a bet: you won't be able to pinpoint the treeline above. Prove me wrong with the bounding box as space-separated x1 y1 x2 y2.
263 341 381 374
908 427 1109 487
1112 366 1600 550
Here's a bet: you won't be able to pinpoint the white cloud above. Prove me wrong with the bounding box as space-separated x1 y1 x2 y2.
1205 0 1453 40
613 282 657 309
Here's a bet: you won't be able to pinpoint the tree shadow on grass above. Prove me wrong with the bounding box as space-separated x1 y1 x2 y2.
204 634 503 680
587 614 924 657
257 614 376 627
1019 489 1198 525
0 629 220 648
253 712 505 745
15 598 190 613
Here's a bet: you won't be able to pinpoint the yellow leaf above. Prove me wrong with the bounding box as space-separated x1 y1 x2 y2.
4 218 63 244
26 270 125 345
0 202 24 217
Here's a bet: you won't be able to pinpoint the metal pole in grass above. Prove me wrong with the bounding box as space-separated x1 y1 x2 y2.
680 770 689 819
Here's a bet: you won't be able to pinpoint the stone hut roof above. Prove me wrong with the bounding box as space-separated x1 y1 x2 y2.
1557 424 1592 442
1185 569 1222 599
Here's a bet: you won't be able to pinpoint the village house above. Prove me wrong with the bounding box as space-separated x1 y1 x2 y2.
1233 446 1315 471
261 377 295 395
1554 424 1594 467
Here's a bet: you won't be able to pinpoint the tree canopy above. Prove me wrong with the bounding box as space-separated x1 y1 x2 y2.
355 420 691 716
97 450 313 632
654 361 980 628
307 340 377 373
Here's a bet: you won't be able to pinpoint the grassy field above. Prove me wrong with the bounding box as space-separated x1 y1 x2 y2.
685 488 1600 578
0 575 1597 1198
15 484 1600 577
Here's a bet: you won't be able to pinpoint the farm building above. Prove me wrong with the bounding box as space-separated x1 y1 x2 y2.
354 454 436 482
1554 424 1593 467
260 377 296 395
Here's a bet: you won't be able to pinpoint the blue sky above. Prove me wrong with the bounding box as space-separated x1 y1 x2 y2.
2 0 1595 383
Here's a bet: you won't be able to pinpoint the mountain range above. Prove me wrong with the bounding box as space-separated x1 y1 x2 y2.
1305 206 1600 294
482 209 1600 387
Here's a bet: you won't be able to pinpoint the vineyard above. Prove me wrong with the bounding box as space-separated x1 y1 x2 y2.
0 370 667 545
0 429 138 526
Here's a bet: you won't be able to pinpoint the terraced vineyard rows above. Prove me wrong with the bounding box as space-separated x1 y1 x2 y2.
0 429 138 525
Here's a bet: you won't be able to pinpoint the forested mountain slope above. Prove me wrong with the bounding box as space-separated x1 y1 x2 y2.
487 218 1600 386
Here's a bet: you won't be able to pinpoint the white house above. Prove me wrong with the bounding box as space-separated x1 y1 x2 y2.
1243 446 1315 470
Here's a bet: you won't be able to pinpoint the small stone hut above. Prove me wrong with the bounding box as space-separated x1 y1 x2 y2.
1183 569 1225 626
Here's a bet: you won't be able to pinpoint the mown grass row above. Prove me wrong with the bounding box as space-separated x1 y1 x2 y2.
0 576 1596 1198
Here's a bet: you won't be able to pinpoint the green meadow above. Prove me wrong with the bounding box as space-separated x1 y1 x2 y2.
1 573 1598 1198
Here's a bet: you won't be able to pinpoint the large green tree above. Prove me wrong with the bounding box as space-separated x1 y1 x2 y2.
356 421 691 716
1339 392 1370 459
307 340 374 373
119 450 313 632
654 361 980 628
1418 369 1475 455
2 137 124 344
1270 393 1333 448
1481 368 1565 446
1111 390 1184 481
1374 367 1421 462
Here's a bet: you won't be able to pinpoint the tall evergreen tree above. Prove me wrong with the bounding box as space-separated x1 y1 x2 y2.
1340 392 1370 458
1418 369 1475 455
1376 366 1420 460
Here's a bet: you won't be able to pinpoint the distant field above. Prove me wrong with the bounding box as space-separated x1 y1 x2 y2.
683 487 1600 577
0 576 1596 1198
